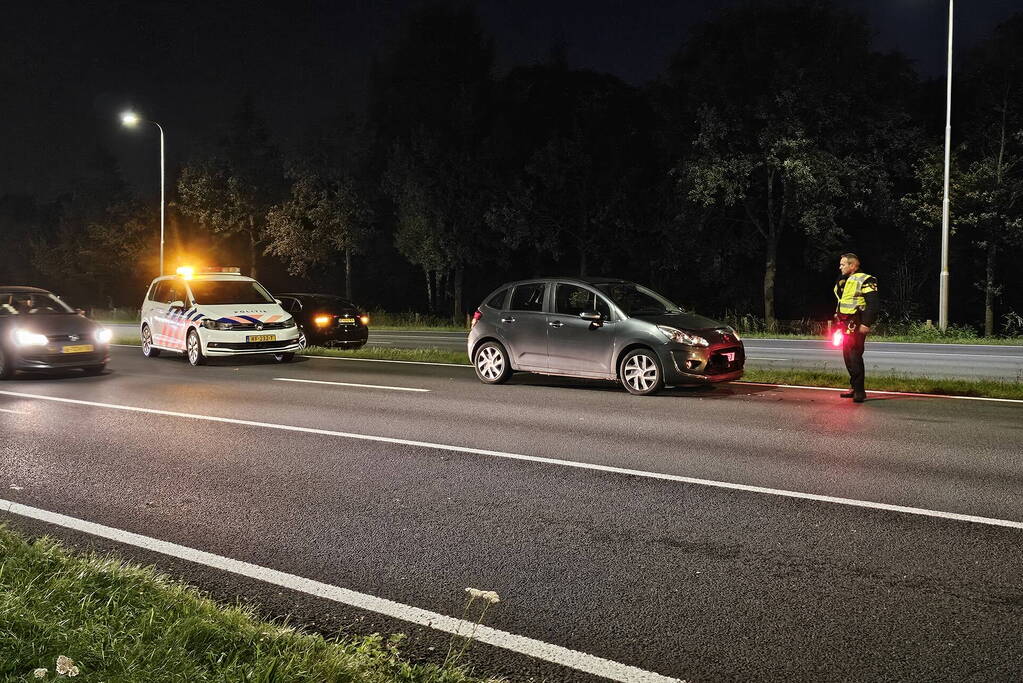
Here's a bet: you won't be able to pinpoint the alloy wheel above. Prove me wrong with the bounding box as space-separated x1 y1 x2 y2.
623 354 659 393
476 345 505 380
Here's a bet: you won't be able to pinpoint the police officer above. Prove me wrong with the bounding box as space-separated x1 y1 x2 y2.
834 253 879 403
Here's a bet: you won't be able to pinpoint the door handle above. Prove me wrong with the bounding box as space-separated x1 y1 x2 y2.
501 317 516 323
548 320 564 328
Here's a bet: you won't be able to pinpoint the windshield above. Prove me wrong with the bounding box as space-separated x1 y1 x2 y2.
0 291 74 316
188 280 275 305
594 283 684 317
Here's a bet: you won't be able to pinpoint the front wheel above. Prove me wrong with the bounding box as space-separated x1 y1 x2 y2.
473 341 512 385
620 349 664 396
0 346 15 380
186 329 207 366
141 325 161 358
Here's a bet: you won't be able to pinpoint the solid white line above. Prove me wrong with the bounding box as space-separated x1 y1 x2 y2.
0 499 679 683
273 377 430 393
303 355 471 368
745 357 788 361
735 382 1023 404
366 341 395 344
0 408 28 414
1 389 1021 530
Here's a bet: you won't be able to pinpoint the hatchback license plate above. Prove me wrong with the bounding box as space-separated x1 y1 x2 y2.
62 344 94 354
340 317 355 324
724 352 736 362
247 334 276 343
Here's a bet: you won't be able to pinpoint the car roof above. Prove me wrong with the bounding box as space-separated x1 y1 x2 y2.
0 286 53 294
497 276 631 288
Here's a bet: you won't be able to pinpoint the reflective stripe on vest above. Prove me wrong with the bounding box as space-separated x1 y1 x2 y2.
835 272 872 315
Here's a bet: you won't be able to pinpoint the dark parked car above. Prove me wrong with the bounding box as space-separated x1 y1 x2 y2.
0 286 112 379
276 293 369 349
467 277 744 395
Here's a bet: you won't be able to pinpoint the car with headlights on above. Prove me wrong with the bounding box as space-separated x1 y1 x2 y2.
467 277 744 395
0 287 112 379
140 268 301 366
276 293 369 349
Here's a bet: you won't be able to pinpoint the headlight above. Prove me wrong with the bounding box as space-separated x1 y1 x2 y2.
726 326 742 341
657 325 709 347
282 317 297 328
201 319 234 331
14 329 49 346
95 328 113 344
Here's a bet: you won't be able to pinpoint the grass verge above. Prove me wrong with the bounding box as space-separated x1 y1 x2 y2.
0 525 483 682
111 337 1022 400
739 368 1023 400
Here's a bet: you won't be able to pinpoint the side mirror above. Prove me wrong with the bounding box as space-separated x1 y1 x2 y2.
274 299 282 305
169 300 185 310
579 310 604 326
75 308 86 316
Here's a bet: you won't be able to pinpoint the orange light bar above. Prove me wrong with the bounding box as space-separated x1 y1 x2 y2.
175 266 194 280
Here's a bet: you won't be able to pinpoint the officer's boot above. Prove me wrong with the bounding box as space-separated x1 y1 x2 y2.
840 390 855 398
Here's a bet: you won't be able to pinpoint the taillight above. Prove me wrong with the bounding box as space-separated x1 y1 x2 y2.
471 310 482 329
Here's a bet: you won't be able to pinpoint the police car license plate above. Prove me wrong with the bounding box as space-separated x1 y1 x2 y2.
340 317 355 324
62 344 94 354
247 334 276 343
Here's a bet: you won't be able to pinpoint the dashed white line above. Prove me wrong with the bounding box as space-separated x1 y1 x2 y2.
273 377 430 392
0 498 680 683
1 389 1020 529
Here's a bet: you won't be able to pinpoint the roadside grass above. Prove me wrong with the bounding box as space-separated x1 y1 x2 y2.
739 368 1023 400
0 525 485 682
110 336 1023 399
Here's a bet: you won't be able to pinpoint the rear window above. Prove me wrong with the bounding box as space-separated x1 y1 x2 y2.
486 288 509 309
509 283 546 312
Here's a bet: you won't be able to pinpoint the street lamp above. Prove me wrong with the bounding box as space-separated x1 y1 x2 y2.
120 110 165 276
939 0 953 332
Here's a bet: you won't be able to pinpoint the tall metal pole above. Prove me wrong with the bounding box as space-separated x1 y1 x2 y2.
154 122 165 277
939 0 953 331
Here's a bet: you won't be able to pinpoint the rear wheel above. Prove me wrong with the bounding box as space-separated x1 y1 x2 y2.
0 347 15 380
186 329 207 366
141 325 161 358
620 349 664 396
473 341 512 385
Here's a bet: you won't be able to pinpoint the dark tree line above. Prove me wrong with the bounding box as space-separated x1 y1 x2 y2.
3 1 1021 334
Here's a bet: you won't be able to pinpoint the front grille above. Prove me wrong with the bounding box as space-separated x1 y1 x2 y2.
47 334 90 342
705 346 744 375
208 340 296 350
220 321 293 331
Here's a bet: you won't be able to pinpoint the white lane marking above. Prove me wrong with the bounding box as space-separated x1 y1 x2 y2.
749 338 1023 351
736 382 1023 404
104 346 1018 402
0 499 678 683
745 357 788 361
2 389 1021 530
748 346 1023 360
0 408 28 414
303 355 471 368
273 377 430 393
366 341 395 344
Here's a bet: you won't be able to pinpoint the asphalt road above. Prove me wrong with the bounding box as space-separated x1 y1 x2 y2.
3 347 1021 681
105 324 1023 381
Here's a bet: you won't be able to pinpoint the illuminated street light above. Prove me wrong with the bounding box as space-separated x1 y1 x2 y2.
120 110 166 276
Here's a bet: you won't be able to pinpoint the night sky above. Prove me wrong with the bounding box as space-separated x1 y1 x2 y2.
2 0 1019 200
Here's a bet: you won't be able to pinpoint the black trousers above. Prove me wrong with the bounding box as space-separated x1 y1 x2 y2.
843 331 866 394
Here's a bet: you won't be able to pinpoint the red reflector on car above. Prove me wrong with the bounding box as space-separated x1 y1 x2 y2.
471 310 482 328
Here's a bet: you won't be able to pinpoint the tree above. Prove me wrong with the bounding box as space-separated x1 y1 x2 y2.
671 1 918 329
373 4 495 317
264 165 374 299
177 99 286 279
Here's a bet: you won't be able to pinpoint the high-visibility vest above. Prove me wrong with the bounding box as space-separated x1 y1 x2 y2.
834 272 875 315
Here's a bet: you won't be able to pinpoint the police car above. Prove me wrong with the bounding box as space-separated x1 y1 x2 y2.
140 267 301 366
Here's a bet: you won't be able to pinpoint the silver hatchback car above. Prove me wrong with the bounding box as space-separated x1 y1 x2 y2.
468 278 744 395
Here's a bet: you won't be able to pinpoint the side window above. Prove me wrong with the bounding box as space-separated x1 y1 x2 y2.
554 284 611 318
508 283 546 312
486 288 509 310
278 297 298 313
164 282 185 305
151 281 169 303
